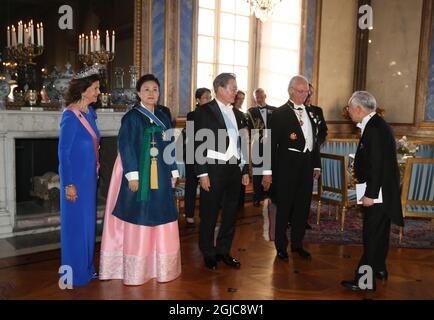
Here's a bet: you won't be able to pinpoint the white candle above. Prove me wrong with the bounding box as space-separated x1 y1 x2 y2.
24 25 28 45
81 34 84 54
18 21 22 44
40 23 44 46
112 31 115 53
79 35 82 54
30 21 34 45
36 24 40 46
96 30 100 51
7 26 10 47
85 35 89 54
12 25 16 46
105 30 109 52
90 31 94 52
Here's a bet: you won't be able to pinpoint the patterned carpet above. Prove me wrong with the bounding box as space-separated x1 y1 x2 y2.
262 199 434 249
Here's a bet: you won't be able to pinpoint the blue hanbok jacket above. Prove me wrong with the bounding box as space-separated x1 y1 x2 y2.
112 104 179 226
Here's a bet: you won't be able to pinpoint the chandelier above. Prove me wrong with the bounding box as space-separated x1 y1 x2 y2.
246 0 282 22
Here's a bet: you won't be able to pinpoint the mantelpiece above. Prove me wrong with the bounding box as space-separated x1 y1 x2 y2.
0 109 124 238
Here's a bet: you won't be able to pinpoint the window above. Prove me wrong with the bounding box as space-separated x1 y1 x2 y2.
257 0 302 107
197 0 251 110
196 0 302 110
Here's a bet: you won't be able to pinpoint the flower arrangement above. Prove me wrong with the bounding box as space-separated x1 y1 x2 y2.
396 136 418 155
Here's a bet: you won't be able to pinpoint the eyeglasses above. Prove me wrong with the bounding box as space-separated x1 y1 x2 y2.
291 88 310 94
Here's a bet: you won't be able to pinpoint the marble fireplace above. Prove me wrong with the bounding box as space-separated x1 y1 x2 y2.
0 109 123 239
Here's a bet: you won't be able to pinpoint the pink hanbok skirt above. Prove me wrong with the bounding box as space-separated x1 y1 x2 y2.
99 155 181 286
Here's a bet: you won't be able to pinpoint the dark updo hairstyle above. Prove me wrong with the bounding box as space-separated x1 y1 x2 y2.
65 74 101 106
195 87 211 100
136 74 161 102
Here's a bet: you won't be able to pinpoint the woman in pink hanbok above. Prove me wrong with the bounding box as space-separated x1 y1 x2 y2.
99 74 181 285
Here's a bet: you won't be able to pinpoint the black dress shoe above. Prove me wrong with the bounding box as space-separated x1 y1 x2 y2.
216 254 241 268
276 251 289 262
341 279 376 292
253 201 260 207
291 247 311 259
204 257 217 270
375 270 388 281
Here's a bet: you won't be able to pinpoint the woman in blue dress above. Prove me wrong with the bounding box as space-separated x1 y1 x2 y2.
58 67 101 287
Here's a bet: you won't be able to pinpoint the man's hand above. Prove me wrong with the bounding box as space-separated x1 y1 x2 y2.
171 177 178 188
128 180 139 193
199 176 211 192
242 174 249 186
262 175 272 191
361 196 375 207
313 169 321 180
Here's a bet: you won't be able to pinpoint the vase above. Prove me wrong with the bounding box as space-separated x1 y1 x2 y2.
124 65 138 105
110 67 126 105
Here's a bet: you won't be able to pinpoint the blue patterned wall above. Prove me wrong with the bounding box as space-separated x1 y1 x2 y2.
425 11 434 121
179 0 193 117
152 0 166 103
305 0 317 82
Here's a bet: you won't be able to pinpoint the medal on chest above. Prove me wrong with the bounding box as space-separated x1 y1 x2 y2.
295 108 304 126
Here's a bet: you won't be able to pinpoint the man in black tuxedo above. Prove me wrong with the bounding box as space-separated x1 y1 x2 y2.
182 88 212 224
341 91 404 292
233 90 248 209
305 83 328 146
263 76 321 260
194 73 250 270
247 88 276 207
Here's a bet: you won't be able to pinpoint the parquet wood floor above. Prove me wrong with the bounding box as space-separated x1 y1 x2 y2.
1 203 433 300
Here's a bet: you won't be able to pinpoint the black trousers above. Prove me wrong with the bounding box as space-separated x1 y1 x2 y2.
238 184 246 207
274 151 313 252
253 174 264 202
199 164 241 258
357 204 391 274
184 163 198 218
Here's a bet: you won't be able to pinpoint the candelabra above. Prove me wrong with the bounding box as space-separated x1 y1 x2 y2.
78 50 115 67
6 44 44 66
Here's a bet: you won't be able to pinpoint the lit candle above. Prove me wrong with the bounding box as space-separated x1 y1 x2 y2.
79 35 82 54
12 25 16 46
7 26 10 47
36 23 40 46
30 20 34 45
81 34 84 54
40 23 44 46
85 35 89 54
105 30 109 52
96 30 100 51
90 31 94 52
24 24 28 46
112 30 115 53
18 21 22 44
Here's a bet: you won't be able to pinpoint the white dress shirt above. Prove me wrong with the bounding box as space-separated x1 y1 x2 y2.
357 111 376 135
263 100 319 175
198 99 240 178
290 100 314 153
259 106 268 128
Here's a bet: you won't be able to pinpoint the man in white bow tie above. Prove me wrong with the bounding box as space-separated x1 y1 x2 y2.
247 88 276 207
262 75 321 261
